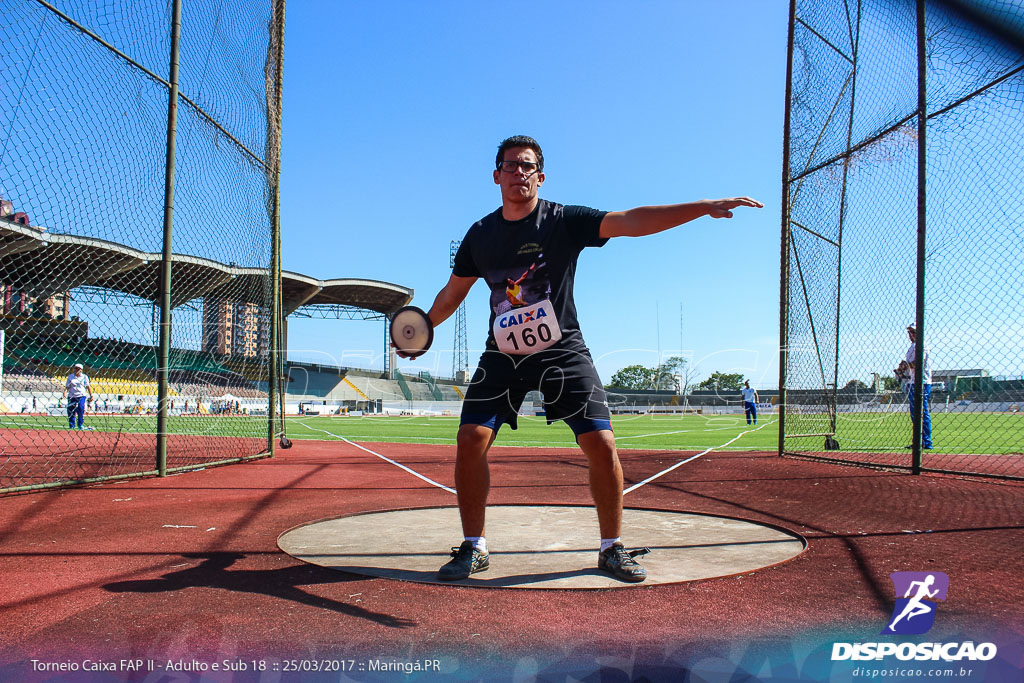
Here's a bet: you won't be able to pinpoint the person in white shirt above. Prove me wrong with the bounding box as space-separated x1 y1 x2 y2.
741 381 759 425
903 323 933 449
64 363 93 430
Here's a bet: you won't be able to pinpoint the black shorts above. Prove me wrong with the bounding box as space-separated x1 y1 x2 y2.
460 346 611 433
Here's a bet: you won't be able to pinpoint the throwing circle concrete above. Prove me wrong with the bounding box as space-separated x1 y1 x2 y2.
278 505 805 589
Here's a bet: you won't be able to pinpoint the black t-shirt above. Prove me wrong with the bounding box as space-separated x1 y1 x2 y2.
452 199 608 351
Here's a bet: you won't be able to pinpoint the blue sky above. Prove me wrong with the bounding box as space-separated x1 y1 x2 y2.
279 1 789 388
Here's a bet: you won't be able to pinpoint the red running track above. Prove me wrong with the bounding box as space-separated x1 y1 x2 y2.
0 439 1021 681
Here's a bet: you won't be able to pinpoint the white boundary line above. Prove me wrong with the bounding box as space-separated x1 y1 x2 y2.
298 420 456 494
623 420 773 495
613 429 691 440
296 418 774 498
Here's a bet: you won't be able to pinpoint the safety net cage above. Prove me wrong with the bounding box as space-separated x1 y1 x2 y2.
0 0 285 493
780 0 1023 479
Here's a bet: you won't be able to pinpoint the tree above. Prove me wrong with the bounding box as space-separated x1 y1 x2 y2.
696 371 745 392
608 364 654 390
882 375 901 391
651 356 680 392
608 358 695 393
843 379 869 391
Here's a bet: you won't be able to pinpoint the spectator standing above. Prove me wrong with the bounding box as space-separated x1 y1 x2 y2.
65 363 93 430
741 381 759 425
904 322 933 449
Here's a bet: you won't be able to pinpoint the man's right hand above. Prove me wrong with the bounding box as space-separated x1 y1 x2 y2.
392 344 417 361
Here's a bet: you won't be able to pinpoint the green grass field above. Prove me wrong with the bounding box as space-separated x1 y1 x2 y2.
288 410 1023 454
785 410 1024 454
0 413 267 439
4 410 1021 454
287 413 780 451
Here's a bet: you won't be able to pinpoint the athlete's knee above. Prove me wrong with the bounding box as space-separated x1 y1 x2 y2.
456 423 493 458
578 429 618 465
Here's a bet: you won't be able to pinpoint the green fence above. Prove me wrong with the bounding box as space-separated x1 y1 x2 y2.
780 0 1023 479
0 0 285 493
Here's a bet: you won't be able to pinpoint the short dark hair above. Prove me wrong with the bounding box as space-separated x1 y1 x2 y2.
496 135 544 172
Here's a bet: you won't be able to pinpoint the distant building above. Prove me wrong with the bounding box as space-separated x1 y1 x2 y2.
202 297 270 359
932 368 990 395
0 285 69 319
0 284 28 316
38 291 69 319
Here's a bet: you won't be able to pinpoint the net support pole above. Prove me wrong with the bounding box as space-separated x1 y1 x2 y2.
912 0 928 475
384 315 394 380
156 0 183 477
832 7 861 444
778 0 797 457
268 0 286 455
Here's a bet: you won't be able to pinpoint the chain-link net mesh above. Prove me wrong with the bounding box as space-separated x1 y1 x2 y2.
0 0 283 492
782 0 1024 478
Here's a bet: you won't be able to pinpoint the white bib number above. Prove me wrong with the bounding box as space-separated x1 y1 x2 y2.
493 299 561 355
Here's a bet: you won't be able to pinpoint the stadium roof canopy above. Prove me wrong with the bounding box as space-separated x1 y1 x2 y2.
0 219 413 315
280 271 413 316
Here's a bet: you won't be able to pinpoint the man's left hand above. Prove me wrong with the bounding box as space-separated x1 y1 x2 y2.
707 197 764 218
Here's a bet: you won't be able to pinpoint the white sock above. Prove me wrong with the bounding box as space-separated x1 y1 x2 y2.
465 536 487 553
600 537 621 552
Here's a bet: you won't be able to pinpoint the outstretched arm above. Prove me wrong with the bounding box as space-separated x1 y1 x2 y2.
426 273 477 328
599 197 763 239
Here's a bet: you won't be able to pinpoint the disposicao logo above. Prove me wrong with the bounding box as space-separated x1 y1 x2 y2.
831 571 998 662
883 571 948 635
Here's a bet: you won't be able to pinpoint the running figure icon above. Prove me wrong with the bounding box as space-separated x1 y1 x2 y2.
887 574 939 631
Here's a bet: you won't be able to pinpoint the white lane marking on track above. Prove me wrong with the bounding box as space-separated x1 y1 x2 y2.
613 429 691 440
704 424 748 431
1 420 44 429
308 434 456 442
297 421 456 494
623 420 774 495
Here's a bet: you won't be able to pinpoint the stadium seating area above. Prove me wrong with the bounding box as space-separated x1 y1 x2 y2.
284 365 344 400
0 332 544 414
84 376 169 397
2 334 265 401
437 384 462 401
275 363 468 408
346 372 405 402
0 372 60 393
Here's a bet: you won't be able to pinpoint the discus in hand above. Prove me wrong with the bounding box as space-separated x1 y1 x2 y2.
390 306 433 358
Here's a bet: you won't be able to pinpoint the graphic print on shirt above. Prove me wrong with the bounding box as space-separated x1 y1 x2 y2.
488 257 562 354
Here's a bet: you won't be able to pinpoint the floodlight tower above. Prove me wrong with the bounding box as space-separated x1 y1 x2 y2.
450 240 469 380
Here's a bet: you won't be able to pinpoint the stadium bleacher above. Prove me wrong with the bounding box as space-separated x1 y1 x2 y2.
284 365 345 400
3 330 486 414
2 333 265 405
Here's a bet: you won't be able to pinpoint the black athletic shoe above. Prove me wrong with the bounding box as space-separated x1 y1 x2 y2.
437 540 489 581
598 543 648 583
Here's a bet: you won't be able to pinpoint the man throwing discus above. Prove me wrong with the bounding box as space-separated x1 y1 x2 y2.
403 135 762 582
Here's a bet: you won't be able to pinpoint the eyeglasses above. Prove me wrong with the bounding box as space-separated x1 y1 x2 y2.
497 160 540 174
